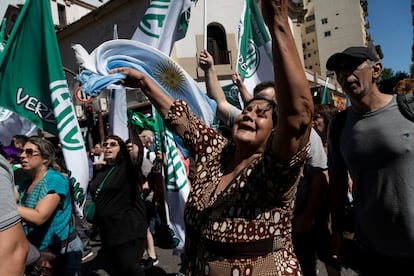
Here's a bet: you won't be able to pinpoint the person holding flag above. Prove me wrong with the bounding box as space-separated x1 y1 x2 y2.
199 48 276 128
88 134 147 276
0 0 89 219
108 1 313 275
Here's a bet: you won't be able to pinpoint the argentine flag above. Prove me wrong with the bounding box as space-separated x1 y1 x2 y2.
75 39 217 126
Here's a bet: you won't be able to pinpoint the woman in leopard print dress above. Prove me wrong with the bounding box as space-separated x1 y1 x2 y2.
110 0 313 274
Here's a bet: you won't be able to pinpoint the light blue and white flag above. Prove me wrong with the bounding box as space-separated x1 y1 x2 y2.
108 24 128 141
131 0 197 255
75 39 217 127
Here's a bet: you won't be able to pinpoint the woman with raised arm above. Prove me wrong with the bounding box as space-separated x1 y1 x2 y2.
89 135 147 275
110 0 313 274
16 137 83 275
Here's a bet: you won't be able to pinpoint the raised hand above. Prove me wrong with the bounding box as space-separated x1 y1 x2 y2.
198 49 214 72
261 0 288 30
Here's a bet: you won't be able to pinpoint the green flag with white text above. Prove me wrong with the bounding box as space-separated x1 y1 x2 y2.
237 0 274 95
131 0 195 254
0 0 89 217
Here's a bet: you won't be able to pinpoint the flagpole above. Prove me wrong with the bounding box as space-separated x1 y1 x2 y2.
236 0 247 73
321 77 330 104
203 0 207 49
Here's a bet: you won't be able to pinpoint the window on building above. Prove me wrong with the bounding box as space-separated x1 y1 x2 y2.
305 25 315 34
207 23 230 65
306 14 315 22
321 18 328 24
324 31 331 37
57 3 67 26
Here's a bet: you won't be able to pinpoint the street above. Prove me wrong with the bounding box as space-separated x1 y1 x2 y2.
81 240 359 276
81 239 181 276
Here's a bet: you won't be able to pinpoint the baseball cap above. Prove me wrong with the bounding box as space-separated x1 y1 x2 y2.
326 46 379 71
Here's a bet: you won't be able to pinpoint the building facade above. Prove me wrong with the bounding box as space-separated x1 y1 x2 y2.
302 0 369 78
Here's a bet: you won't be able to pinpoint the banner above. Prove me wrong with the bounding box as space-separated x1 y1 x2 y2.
131 1 203 253
0 17 37 145
108 24 128 141
131 0 194 55
321 77 331 104
236 0 274 95
0 0 89 217
75 40 217 126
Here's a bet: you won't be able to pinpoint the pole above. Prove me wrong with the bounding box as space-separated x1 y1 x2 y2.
97 111 105 143
203 0 207 49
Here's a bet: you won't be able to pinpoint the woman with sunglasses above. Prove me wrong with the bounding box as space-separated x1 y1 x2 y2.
89 135 147 275
16 136 83 275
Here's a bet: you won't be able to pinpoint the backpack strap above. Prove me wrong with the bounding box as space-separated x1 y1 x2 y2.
396 94 414 123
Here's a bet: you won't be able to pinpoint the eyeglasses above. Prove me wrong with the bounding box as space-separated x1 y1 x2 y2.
102 141 119 148
18 148 40 157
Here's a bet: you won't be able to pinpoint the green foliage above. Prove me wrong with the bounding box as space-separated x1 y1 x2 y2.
381 68 394 81
379 68 409 94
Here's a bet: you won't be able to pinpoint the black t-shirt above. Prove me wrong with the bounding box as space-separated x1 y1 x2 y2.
90 160 147 246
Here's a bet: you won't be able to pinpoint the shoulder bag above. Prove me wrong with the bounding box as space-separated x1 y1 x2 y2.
85 166 116 223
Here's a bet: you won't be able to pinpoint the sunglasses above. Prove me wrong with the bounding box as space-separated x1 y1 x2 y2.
18 148 40 157
102 141 119 148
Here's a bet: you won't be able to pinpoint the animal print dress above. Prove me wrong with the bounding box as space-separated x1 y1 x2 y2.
164 100 309 276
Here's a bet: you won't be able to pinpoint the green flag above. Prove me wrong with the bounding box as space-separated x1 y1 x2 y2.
0 18 6 53
0 0 89 217
220 0 274 109
237 0 274 93
321 77 331 104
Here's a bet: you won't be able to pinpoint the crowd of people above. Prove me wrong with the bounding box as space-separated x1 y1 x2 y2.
1 0 413 275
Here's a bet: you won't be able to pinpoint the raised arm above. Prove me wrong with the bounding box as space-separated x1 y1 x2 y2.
262 0 313 160
109 68 174 118
127 127 145 168
198 49 235 122
232 71 252 104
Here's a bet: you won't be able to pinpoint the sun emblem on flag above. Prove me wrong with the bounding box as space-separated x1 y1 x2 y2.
154 59 186 97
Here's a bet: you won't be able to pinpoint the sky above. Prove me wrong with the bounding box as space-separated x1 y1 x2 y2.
367 0 413 74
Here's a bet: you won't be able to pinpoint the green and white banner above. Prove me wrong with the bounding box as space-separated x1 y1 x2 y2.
237 0 274 94
0 0 89 217
130 0 196 254
132 0 193 54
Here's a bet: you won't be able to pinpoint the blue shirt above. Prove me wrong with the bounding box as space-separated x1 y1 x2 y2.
17 169 73 250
